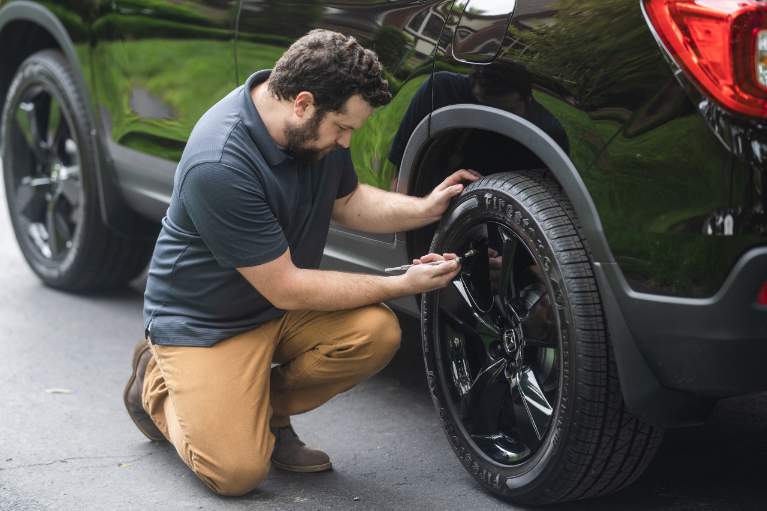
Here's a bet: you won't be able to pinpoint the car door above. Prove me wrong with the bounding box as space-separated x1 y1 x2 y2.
90 0 240 220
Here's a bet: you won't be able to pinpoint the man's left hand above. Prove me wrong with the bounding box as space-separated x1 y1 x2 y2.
422 169 483 223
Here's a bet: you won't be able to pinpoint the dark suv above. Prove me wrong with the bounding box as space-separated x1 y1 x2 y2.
2 0 766 504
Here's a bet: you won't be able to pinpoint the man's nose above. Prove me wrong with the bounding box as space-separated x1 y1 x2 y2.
337 131 352 148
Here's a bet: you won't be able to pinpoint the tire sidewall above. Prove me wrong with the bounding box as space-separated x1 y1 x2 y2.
421 176 579 499
1 52 96 287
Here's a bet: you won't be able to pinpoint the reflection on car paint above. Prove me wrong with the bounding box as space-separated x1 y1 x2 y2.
15 0 766 299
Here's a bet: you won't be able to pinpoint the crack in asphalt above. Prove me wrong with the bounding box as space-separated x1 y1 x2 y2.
0 452 154 471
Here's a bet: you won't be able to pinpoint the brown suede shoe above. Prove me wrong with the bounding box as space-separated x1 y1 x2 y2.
123 338 165 442
270 425 332 472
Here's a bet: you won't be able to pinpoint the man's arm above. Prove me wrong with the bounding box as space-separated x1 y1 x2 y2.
332 169 482 234
238 249 459 311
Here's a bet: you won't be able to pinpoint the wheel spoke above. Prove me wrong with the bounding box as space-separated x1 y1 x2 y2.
15 103 37 154
15 177 51 217
59 165 81 206
471 432 530 464
47 98 65 154
461 230 494 313
443 324 473 397
460 357 509 435
440 279 499 345
45 195 67 258
520 302 557 348
493 224 519 305
513 366 553 449
25 91 52 162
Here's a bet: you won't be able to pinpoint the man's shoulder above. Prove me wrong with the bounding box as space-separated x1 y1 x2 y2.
178 87 251 172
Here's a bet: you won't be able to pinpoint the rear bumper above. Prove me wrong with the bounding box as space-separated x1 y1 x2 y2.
605 245 767 397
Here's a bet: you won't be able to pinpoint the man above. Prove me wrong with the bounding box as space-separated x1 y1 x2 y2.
123 29 480 496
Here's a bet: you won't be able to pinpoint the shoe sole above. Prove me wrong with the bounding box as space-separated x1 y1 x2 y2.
270 459 333 473
123 339 166 442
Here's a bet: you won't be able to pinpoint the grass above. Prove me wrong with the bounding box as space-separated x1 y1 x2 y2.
350 75 428 190
86 39 283 159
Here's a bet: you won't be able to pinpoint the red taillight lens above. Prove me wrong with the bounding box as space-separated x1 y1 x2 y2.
758 279 767 304
644 0 767 119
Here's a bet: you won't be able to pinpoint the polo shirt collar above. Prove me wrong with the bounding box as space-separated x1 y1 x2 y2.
239 70 289 167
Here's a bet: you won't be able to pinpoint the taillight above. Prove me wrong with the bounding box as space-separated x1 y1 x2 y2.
644 0 767 119
758 279 767 304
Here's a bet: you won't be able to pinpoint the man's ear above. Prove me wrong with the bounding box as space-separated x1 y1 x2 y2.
526 94 533 103
293 91 315 118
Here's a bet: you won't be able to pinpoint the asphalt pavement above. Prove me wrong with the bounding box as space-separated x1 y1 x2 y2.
1 175 766 511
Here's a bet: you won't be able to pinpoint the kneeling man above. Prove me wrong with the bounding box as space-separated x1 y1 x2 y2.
123 29 479 496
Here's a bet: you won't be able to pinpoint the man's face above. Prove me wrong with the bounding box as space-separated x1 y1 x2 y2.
283 94 374 163
473 87 532 118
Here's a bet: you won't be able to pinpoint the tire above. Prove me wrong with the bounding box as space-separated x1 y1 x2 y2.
1 50 153 291
421 170 664 504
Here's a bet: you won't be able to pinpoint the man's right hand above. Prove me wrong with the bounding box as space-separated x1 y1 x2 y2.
402 253 461 294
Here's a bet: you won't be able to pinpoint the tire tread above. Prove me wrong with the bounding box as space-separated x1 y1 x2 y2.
439 170 663 504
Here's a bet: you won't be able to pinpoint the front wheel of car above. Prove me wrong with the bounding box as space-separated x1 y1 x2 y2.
1 50 153 291
421 170 664 504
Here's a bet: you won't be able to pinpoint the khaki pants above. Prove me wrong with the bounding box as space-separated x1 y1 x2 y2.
142 304 401 496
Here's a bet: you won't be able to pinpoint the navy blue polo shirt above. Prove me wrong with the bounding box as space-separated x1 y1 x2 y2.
143 70 358 347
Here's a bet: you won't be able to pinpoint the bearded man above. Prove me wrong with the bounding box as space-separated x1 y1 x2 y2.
123 29 480 496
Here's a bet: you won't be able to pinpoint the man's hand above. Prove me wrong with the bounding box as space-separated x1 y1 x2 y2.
402 253 461 293
422 169 483 224
238 249 460 312
331 169 482 234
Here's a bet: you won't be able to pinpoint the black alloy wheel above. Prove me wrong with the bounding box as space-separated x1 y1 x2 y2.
7 67 83 264
437 220 558 466
1 50 153 290
422 171 664 504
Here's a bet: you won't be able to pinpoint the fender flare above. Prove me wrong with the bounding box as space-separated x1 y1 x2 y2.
0 1 158 239
396 104 614 263
397 104 717 427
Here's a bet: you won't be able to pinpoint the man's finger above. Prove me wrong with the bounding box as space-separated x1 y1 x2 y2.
421 253 446 263
429 260 459 275
435 184 463 202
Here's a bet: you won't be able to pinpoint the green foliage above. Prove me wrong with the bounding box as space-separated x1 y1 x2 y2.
237 0 324 40
90 39 283 157
606 231 761 296
38 1 88 42
350 76 428 189
433 60 472 75
532 91 603 173
360 26 413 71
505 0 665 110
96 0 221 27
583 113 752 296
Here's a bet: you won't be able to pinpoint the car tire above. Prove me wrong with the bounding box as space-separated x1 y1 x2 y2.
421 170 664 504
1 50 153 291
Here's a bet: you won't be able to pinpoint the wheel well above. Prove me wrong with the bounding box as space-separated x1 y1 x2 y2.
406 127 555 259
0 20 60 122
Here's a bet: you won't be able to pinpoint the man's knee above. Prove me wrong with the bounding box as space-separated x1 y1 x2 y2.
359 303 402 365
199 457 270 497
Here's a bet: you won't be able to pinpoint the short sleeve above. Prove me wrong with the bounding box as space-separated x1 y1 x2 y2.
336 149 358 199
179 162 288 268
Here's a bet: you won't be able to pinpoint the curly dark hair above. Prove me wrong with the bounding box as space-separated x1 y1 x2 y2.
468 60 533 99
268 29 392 117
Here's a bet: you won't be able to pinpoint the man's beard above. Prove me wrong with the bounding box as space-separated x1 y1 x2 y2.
282 111 340 163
